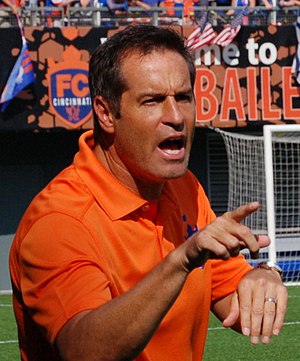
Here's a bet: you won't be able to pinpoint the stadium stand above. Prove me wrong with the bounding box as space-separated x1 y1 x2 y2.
0 4 299 27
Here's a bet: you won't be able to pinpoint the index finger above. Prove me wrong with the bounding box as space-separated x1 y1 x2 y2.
224 202 262 258
224 202 260 224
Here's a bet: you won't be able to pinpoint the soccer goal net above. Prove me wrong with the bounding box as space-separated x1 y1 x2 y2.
216 125 300 285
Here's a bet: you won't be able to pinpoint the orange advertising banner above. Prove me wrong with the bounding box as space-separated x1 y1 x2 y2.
0 25 299 131
187 25 300 127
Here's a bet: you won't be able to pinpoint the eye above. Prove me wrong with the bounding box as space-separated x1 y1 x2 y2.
175 94 193 102
143 96 165 105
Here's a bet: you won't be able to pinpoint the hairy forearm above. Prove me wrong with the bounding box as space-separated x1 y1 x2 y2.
2 0 17 9
1 0 12 6
56 251 189 361
56 202 267 360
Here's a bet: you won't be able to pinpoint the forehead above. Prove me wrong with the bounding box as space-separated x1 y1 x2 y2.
120 49 191 90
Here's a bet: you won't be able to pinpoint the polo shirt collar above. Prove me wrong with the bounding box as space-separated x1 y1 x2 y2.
74 130 178 221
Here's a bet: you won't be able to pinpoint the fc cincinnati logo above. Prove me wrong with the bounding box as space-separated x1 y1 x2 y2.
46 46 92 129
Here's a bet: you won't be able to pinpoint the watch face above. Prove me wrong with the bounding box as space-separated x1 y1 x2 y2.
268 262 283 271
258 261 283 275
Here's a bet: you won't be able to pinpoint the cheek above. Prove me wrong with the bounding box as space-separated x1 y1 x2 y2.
116 113 156 149
115 125 151 162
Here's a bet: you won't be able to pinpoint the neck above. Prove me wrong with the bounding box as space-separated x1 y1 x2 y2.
94 143 164 201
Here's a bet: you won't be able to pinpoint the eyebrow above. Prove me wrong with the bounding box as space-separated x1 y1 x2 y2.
138 87 194 100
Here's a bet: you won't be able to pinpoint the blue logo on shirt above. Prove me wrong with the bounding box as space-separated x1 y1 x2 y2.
182 214 199 240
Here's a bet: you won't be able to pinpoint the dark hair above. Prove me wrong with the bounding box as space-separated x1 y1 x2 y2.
89 24 196 138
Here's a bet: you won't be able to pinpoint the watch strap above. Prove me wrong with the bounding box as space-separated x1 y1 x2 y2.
256 261 283 280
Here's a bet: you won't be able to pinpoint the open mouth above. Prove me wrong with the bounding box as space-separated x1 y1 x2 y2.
158 137 184 155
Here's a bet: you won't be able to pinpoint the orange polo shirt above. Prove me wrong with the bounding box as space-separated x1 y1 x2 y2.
9 130 252 361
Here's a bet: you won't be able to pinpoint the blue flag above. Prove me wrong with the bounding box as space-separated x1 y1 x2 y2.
292 16 300 85
0 19 35 111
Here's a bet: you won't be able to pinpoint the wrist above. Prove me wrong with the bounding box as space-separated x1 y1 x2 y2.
255 261 283 281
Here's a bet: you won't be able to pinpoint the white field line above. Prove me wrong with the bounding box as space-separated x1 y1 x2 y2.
1 293 299 343
0 340 18 344
208 321 300 331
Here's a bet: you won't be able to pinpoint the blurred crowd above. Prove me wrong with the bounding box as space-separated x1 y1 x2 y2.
0 0 299 27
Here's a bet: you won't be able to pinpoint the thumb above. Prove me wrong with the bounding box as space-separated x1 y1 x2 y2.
255 234 270 249
222 292 239 328
224 202 260 224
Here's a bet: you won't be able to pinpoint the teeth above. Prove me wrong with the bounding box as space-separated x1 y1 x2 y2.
164 149 180 155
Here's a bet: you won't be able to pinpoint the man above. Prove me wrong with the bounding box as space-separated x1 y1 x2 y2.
10 24 287 361
0 0 24 27
0 0 18 14
279 0 300 5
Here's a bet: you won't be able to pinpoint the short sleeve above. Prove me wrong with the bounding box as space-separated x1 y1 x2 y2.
210 255 253 302
19 213 112 344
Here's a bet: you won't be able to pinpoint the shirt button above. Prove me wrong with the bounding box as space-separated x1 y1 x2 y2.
141 204 150 212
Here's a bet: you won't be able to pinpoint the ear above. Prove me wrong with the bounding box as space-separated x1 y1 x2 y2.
93 96 115 134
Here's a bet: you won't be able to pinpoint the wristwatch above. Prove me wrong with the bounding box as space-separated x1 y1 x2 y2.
256 261 283 280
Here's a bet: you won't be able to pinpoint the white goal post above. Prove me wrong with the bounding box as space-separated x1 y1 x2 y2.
216 125 300 285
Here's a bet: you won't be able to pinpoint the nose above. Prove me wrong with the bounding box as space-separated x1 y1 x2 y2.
161 96 184 129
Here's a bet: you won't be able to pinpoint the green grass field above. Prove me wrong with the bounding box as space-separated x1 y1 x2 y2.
1 287 299 360
204 286 300 361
